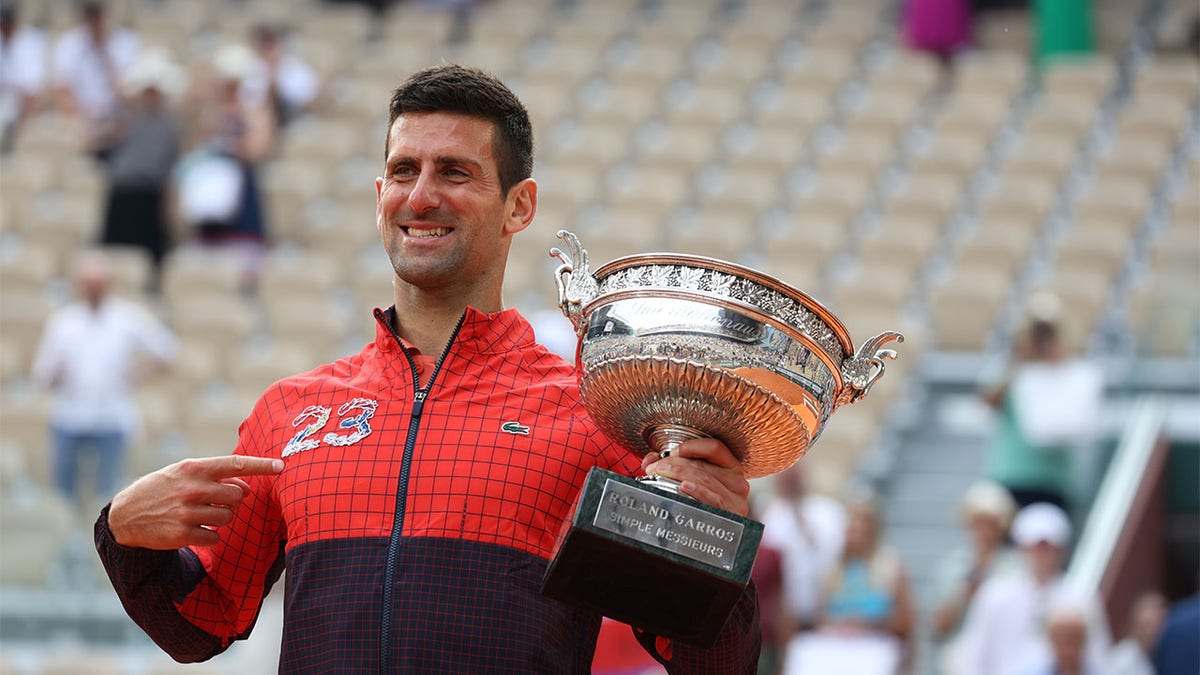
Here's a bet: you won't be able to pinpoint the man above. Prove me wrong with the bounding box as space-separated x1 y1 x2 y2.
759 462 846 635
1023 595 1101 675
96 64 760 673
1154 593 1200 675
979 292 1103 511
94 47 184 271
0 0 47 153
239 23 319 127
52 0 140 123
955 503 1111 675
33 250 177 502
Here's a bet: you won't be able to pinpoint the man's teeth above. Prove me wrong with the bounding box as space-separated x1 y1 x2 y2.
407 227 450 238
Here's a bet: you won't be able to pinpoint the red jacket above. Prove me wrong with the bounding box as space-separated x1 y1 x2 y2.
96 306 760 673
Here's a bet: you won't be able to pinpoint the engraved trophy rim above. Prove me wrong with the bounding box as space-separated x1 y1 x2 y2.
591 252 856 357
550 229 903 481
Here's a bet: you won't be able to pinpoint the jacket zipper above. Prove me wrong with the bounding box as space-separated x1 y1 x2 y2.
377 308 466 673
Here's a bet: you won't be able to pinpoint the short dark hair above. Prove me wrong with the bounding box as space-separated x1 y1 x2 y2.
387 64 533 195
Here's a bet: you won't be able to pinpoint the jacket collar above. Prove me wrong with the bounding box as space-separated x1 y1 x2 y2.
372 305 537 357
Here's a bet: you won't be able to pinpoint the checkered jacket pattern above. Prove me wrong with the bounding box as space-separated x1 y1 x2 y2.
96 306 760 673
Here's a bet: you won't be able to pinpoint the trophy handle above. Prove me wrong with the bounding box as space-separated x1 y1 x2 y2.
837 331 904 406
550 230 600 335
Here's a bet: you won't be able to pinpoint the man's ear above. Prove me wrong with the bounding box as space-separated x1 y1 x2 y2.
503 178 537 236
375 176 384 231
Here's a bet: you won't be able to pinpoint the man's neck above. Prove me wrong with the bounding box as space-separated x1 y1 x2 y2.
392 286 502 356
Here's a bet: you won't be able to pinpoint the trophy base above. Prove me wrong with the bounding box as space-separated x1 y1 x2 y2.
540 467 763 647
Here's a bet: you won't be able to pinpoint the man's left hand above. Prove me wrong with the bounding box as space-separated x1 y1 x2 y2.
641 438 750 516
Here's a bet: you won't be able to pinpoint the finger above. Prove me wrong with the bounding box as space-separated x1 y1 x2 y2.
678 479 731 513
202 481 248 507
195 455 285 480
220 477 252 496
187 525 221 547
670 438 742 469
640 451 662 473
191 504 236 529
649 455 749 503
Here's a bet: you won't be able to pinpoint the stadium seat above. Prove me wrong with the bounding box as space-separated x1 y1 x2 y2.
1041 56 1117 104
161 249 246 302
576 78 663 129
604 163 691 220
169 293 257 355
94 245 154 299
928 265 1012 351
693 165 784 214
0 483 73 587
0 243 58 294
633 121 722 173
259 250 343 304
263 297 352 363
0 289 54 367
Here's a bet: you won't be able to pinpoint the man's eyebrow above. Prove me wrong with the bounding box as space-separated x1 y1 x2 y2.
435 155 483 171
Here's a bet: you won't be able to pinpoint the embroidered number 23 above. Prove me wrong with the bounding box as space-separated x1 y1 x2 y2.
282 398 378 457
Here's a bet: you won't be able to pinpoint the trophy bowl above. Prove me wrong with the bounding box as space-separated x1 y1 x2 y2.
551 230 903 482
540 230 903 646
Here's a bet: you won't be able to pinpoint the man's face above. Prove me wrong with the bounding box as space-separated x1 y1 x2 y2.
1024 540 1064 580
376 112 530 294
1047 617 1087 672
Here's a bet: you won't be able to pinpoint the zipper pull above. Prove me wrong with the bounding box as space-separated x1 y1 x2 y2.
412 390 427 418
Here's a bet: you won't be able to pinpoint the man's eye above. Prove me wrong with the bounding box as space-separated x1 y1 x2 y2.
445 168 468 177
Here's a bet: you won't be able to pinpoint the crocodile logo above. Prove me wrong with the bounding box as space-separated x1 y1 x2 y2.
501 421 531 435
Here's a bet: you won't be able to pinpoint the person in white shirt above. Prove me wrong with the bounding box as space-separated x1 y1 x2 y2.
955 503 1112 675
1108 591 1167 675
52 0 139 122
239 23 319 127
31 250 177 502
760 462 847 634
0 1 47 152
933 480 1022 674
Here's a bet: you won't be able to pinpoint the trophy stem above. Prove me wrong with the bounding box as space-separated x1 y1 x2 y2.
637 424 708 495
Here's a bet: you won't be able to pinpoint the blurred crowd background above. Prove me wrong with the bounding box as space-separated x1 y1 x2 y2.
0 0 1197 673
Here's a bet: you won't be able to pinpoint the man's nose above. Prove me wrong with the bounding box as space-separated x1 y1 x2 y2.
408 172 440 214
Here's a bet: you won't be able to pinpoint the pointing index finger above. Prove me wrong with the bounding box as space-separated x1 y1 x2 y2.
202 455 285 479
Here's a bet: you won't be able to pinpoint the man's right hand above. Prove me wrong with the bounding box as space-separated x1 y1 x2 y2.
108 456 284 550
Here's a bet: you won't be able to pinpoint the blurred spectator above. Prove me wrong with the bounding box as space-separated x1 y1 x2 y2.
92 47 185 274
1019 593 1101 675
239 23 320 128
956 503 1111 675
750 498 786 675
1033 0 1094 64
1154 593 1200 675
30 250 177 505
903 0 973 59
760 463 847 635
979 292 1104 511
933 480 1021 674
175 43 274 286
1109 591 1167 675
52 0 139 123
782 496 914 675
0 0 48 153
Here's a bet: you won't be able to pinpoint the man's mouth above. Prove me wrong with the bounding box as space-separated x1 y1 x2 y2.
403 226 451 238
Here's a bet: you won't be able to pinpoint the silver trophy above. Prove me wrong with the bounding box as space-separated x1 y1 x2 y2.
540 230 903 646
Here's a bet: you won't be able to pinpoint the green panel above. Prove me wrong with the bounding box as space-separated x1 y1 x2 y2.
1167 442 1200 513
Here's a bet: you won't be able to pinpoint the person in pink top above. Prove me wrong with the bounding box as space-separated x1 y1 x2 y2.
903 0 973 58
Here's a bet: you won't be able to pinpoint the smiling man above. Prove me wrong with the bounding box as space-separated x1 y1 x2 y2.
95 64 761 673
